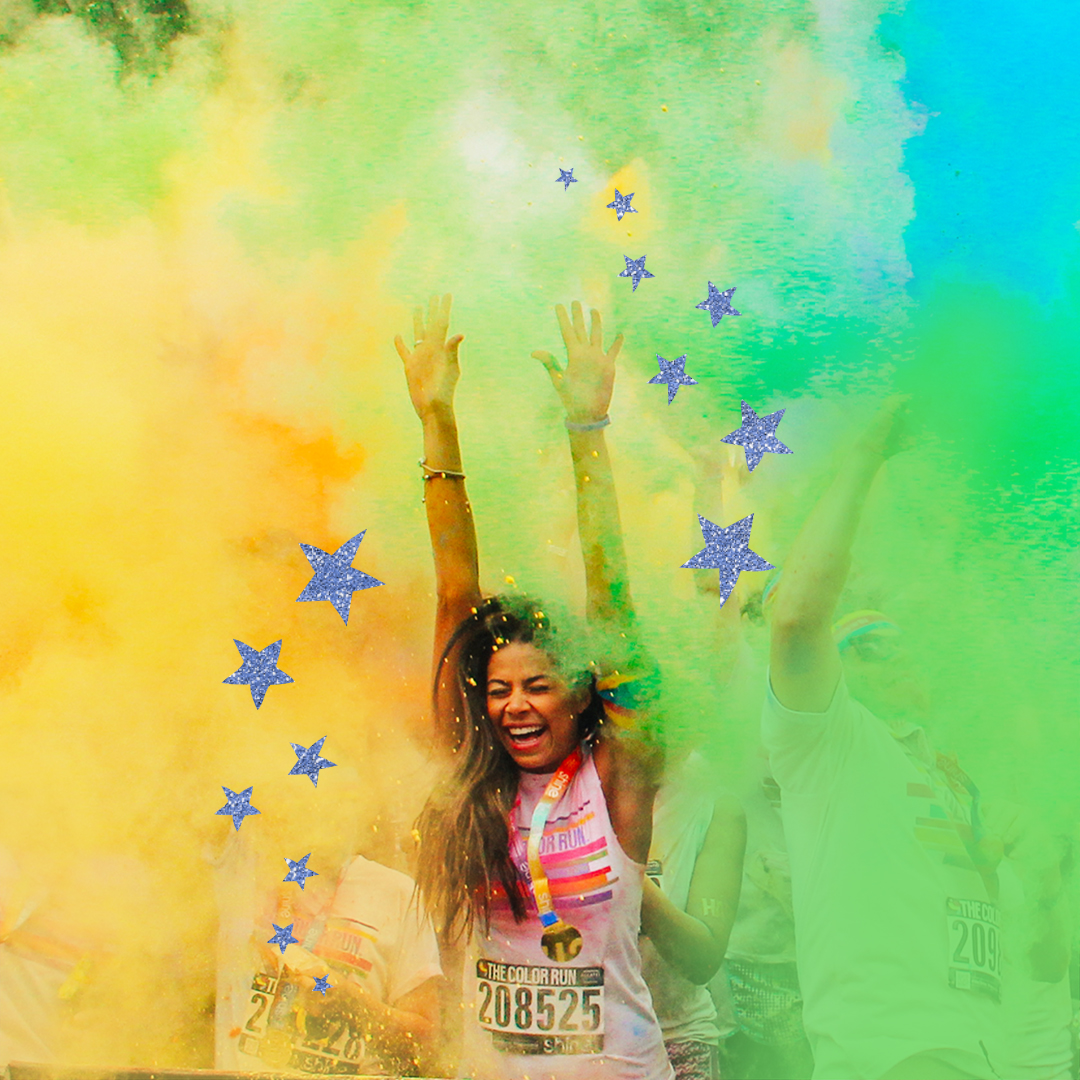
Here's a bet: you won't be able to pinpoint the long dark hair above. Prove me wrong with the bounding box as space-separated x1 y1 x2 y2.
414 596 605 941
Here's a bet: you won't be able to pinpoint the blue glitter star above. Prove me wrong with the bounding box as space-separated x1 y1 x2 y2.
556 168 578 190
268 923 298 954
721 401 793 472
606 189 637 221
649 354 698 404
215 786 261 831
695 283 741 327
290 737 336 787
284 853 318 890
681 514 775 606
297 531 383 625
313 975 332 995
223 639 294 709
619 255 654 292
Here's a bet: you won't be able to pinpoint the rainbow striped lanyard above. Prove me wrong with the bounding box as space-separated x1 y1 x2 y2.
516 746 584 932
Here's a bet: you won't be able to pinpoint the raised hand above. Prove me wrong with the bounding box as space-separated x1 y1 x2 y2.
394 294 464 420
532 301 623 424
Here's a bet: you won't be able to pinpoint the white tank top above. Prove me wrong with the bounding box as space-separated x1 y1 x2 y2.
460 747 675 1080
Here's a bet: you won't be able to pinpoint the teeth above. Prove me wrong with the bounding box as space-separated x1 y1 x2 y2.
509 726 544 739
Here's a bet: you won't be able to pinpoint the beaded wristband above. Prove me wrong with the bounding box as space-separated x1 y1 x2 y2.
564 414 611 433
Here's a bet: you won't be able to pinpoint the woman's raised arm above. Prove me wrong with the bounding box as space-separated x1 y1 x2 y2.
534 302 661 861
533 302 633 639
395 294 481 681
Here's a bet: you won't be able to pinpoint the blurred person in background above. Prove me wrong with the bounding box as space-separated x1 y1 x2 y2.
211 772 443 1077
985 819 1074 1079
764 397 1006 1080
682 442 813 1080
0 847 164 1069
641 748 745 1080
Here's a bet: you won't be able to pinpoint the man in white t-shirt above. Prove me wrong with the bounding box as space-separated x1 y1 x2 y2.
215 837 443 1077
763 397 1008 1080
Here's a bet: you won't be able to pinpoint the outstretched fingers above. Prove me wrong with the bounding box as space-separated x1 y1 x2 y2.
554 303 574 348
412 307 424 345
589 308 602 348
571 300 587 340
393 335 410 363
606 333 624 364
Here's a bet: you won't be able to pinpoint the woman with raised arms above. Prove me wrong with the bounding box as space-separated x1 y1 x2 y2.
396 295 676 1080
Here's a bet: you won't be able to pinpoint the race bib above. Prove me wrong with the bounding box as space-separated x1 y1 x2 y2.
239 968 369 1074
946 897 1001 1002
475 959 604 1055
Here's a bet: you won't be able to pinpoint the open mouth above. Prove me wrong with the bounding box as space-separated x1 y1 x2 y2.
506 724 546 748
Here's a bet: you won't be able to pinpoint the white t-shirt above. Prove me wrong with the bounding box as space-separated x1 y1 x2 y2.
641 753 722 1046
725 767 797 965
986 861 1074 1080
762 675 1001 1080
215 844 442 1076
0 848 86 1068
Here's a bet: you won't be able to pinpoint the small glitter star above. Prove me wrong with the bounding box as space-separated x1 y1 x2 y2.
290 737 337 787
284 853 318 890
721 401 793 472
619 255 654 292
223 639 294 709
297 531 383 625
216 786 261 830
681 514 775 606
695 282 741 327
556 168 578 190
268 923 298 954
313 975 332 995
649 355 698 404
606 189 637 221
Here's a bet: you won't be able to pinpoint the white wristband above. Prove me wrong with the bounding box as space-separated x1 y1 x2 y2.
564 415 611 433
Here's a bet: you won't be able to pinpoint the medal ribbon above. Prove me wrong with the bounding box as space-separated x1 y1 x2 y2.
935 751 983 842
524 746 584 929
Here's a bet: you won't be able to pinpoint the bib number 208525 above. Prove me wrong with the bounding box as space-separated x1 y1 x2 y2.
476 960 604 1055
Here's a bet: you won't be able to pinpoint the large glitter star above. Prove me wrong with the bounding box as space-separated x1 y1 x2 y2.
289 737 337 787
606 189 637 221
313 975 332 995
721 401 793 472
284 853 318 890
681 514 775 606
556 168 578 190
216 786 261 831
297 531 383 625
223 639 294 709
619 255 654 292
649 354 698 404
268 923 298 954
695 282 741 327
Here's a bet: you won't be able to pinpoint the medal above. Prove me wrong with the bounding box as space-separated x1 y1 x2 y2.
522 746 586 962
540 920 583 962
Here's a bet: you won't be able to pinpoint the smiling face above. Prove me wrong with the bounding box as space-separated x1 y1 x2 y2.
486 641 586 772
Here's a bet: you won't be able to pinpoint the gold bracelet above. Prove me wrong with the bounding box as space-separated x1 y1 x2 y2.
419 459 466 481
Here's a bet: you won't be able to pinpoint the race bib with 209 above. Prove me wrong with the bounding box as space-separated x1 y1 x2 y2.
476 959 604 1055
946 897 1001 1003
